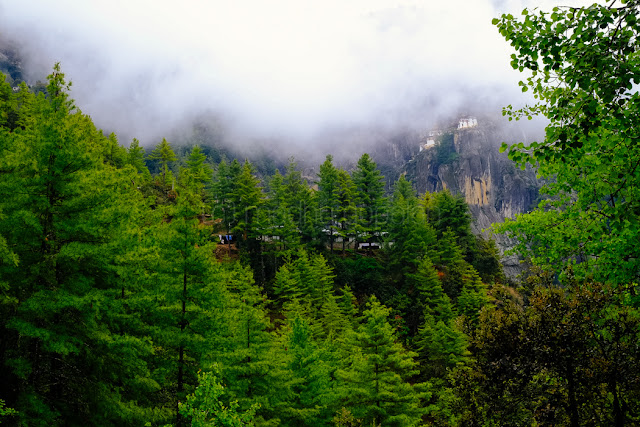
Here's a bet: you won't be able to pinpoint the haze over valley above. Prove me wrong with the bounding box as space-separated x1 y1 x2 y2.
0 0 575 163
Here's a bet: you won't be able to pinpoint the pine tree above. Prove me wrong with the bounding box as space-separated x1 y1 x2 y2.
185 145 213 187
148 137 177 186
317 155 340 251
457 264 489 325
352 154 386 251
317 292 350 342
272 250 335 314
0 64 160 425
425 190 475 259
127 137 151 178
232 161 263 244
273 263 303 306
411 257 450 321
400 256 451 335
104 132 127 168
414 313 469 378
218 265 285 426
231 160 264 275
211 158 238 234
179 364 259 427
334 169 359 254
273 314 337 427
386 177 437 283
264 169 300 259
336 297 425 427
145 183 227 425
435 229 468 300
338 286 358 328
282 159 318 246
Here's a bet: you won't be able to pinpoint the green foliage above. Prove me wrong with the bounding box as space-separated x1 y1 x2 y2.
0 399 17 423
493 1 640 283
333 169 359 254
232 161 263 241
424 190 474 258
329 254 385 299
352 153 386 247
273 250 335 312
261 168 301 260
457 265 489 325
336 297 426 427
211 158 239 232
272 314 339 426
471 235 505 284
185 145 213 187
127 138 151 178
386 177 437 283
332 407 380 427
415 314 469 379
456 282 640 426
104 132 128 168
148 137 177 186
0 63 161 425
217 274 277 424
271 158 318 248
434 133 458 165
0 61 571 426
410 257 451 322
179 365 258 426
317 155 340 250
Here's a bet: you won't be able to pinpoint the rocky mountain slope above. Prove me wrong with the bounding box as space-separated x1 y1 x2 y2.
405 118 542 278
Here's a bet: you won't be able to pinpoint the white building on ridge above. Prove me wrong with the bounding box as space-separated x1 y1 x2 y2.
458 117 478 129
419 129 441 152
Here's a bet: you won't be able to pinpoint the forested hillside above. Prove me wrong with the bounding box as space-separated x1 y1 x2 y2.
0 66 502 426
1 1 640 426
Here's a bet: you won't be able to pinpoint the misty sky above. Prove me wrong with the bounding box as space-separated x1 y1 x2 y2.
0 0 595 148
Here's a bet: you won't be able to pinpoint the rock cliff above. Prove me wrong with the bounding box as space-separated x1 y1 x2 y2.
405 119 541 278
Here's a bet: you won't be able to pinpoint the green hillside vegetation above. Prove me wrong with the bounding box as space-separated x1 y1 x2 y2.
0 1 639 425
0 65 499 427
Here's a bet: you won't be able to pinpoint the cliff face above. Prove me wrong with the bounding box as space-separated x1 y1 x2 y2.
405 120 541 278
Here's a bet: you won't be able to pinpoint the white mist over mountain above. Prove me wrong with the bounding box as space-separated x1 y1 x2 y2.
0 0 594 152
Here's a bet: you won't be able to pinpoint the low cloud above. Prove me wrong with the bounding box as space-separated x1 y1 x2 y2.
0 0 594 155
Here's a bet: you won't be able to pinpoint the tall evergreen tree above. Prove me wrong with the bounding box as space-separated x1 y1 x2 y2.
336 297 425 426
282 159 318 246
211 158 238 234
184 145 213 187
0 64 159 425
352 154 386 250
218 264 285 426
457 264 490 325
231 161 262 242
273 314 337 427
148 137 177 186
386 176 437 283
232 160 264 275
334 169 359 254
414 312 469 379
103 132 127 168
317 155 340 251
127 137 151 178
425 190 475 259
272 250 335 314
263 169 301 259
144 182 227 425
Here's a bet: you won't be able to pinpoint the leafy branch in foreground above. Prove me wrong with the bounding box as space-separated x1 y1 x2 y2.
492 1 640 283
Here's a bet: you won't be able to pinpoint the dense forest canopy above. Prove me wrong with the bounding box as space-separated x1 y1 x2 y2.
0 1 639 426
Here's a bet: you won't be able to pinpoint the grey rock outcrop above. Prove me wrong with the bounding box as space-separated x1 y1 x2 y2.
405 119 541 278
